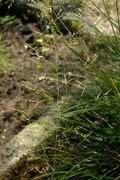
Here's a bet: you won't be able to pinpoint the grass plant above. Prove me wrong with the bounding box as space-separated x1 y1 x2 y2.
3 0 119 179
27 0 120 179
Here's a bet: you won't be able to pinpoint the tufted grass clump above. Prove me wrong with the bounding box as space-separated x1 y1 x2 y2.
31 1 120 179
10 0 120 179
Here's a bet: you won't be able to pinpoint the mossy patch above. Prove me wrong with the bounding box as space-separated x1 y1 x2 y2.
0 37 13 74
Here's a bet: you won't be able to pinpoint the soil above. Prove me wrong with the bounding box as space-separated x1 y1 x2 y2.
0 18 50 146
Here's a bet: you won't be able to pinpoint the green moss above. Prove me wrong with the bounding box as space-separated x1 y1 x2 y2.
0 38 13 74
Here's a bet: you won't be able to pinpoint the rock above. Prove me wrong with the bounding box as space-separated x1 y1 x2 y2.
0 98 71 178
0 0 119 34
83 0 119 35
52 0 119 35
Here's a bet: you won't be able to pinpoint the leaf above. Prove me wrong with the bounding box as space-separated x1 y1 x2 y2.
36 38 43 44
42 47 49 52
